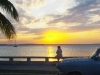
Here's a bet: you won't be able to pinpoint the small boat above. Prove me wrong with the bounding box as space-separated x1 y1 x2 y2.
13 45 17 47
13 39 17 47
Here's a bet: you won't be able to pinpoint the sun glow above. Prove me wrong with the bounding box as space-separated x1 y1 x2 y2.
41 30 68 44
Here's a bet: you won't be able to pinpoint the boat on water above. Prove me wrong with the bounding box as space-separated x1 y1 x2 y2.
13 45 17 47
13 39 17 47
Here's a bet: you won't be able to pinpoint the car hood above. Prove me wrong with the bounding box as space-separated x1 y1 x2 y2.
61 57 92 63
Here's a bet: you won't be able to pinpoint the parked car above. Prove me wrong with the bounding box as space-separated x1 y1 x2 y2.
56 48 100 75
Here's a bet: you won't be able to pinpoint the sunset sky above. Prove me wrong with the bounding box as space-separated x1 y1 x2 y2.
1 0 100 44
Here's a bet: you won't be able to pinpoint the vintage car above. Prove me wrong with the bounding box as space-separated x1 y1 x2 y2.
56 48 100 75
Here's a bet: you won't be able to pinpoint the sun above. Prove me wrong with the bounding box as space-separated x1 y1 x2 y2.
41 30 68 44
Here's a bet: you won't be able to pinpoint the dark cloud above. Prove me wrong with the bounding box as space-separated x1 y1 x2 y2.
93 21 100 25
48 0 100 32
66 24 100 32
69 0 100 15
48 13 88 24
16 26 30 32
23 27 64 35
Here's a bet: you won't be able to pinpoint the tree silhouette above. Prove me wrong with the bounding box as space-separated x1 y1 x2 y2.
0 0 19 39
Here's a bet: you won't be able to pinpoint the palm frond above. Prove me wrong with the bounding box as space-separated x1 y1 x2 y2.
0 0 19 21
0 12 16 39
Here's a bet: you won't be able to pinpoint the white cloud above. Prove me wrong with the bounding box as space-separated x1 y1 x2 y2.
26 0 46 8
90 15 100 22
16 0 24 4
8 0 100 36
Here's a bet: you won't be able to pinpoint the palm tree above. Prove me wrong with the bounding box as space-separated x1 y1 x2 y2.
0 0 19 40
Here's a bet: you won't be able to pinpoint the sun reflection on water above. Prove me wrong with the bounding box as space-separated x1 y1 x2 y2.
46 46 56 61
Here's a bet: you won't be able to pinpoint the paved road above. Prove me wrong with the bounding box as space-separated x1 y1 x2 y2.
0 64 58 71
0 64 58 75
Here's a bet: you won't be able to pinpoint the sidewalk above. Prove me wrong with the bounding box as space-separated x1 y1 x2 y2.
0 64 58 71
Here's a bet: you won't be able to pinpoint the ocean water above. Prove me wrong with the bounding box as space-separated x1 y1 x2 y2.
0 44 100 57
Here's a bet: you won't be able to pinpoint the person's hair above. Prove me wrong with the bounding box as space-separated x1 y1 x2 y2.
58 46 60 49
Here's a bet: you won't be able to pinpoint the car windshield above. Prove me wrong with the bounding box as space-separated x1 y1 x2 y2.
90 50 97 59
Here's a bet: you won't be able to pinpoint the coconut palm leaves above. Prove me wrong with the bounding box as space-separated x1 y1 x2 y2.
0 0 19 39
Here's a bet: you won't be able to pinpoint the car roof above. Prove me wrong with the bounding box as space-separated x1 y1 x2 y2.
97 48 100 53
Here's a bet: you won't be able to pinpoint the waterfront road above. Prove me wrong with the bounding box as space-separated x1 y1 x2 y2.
0 64 58 71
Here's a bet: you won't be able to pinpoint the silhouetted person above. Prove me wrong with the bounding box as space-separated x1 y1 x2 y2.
55 46 62 61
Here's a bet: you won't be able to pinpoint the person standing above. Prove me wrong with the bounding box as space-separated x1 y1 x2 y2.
55 46 62 61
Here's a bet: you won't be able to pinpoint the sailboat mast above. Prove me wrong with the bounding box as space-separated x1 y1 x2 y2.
14 37 17 47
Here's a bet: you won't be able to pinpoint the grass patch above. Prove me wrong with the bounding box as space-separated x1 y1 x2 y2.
0 70 57 74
